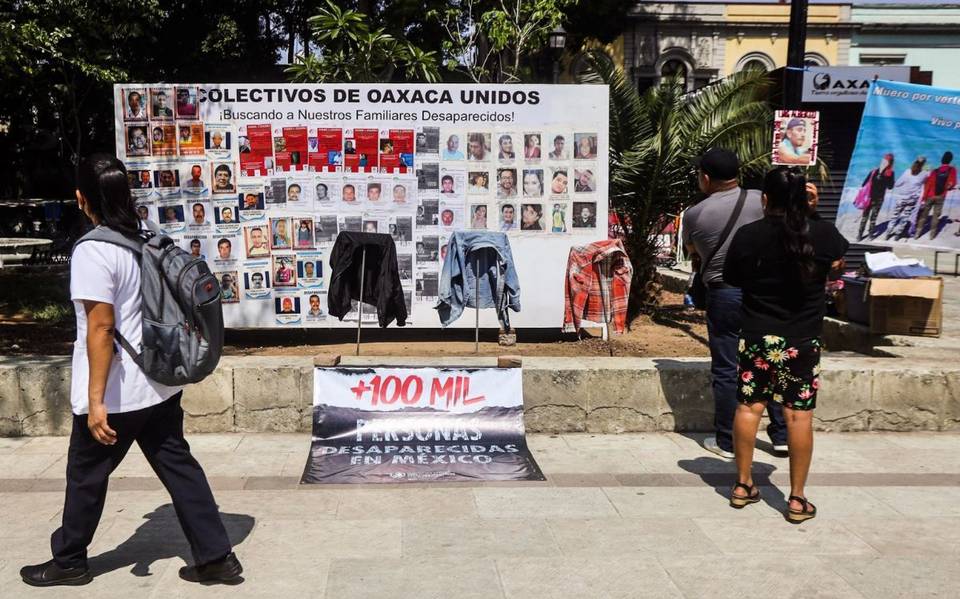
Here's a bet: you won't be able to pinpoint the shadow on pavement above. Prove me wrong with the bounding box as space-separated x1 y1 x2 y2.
88 504 255 579
677 455 787 512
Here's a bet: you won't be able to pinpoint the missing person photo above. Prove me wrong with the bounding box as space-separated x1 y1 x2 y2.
416 199 439 226
417 163 439 191
122 88 148 121
523 133 542 160
158 204 185 231
470 204 488 229
184 237 208 260
550 168 569 195
211 163 236 194
187 201 210 227
294 218 315 250
497 168 518 199
243 269 271 300
362 220 378 233
522 169 544 197
550 202 568 233
497 134 516 161
572 201 598 228
574 168 596 193
265 178 287 206
275 295 300 315
136 204 150 221
341 183 359 204
239 191 265 213
129 170 153 190
181 164 208 194
391 181 410 204
216 236 236 261
547 133 569 160
154 168 180 189
574 133 598 160
499 203 517 232
175 86 199 119
304 293 326 320
366 182 383 204
391 216 413 242
297 257 322 283
269 217 292 250
149 87 174 120
467 132 492 161
125 125 150 157
416 127 440 154
340 216 362 232
315 215 338 243
217 271 240 303
468 171 489 194
243 224 271 259
520 203 544 231
216 205 236 226
272 254 298 288
416 235 439 261
397 254 413 282
441 133 465 160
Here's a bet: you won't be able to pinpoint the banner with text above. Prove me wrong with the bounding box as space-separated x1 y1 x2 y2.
114 83 609 329
300 366 545 484
837 80 960 250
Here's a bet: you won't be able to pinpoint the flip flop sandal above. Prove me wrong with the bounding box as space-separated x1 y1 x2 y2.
729 482 761 508
786 495 817 524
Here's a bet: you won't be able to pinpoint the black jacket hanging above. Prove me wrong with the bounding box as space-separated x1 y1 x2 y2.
327 232 407 327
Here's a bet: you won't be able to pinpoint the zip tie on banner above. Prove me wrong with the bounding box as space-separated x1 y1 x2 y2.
784 66 810 72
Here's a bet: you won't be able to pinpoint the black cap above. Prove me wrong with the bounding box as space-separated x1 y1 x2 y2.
693 148 739 181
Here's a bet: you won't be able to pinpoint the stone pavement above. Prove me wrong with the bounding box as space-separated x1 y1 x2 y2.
2 432 959 598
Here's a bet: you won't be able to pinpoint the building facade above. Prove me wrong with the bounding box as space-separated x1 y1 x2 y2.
850 2 960 89
618 1 852 91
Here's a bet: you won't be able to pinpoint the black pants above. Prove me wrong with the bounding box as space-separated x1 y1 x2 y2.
51 393 231 569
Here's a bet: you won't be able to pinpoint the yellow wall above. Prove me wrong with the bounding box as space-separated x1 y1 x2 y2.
724 4 843 74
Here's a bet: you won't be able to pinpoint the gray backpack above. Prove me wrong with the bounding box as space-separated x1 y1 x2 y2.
75 222 224 386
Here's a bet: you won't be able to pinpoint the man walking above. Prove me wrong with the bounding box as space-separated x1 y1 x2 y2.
682 149 787 458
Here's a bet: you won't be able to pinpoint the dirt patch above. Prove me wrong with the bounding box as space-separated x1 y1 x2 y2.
1 280 708 358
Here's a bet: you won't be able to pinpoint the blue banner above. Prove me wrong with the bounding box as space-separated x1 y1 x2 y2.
839 80 960 250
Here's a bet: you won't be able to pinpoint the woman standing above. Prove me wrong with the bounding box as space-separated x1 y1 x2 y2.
858 153 895 240
20 154 241 587
723 167 848 524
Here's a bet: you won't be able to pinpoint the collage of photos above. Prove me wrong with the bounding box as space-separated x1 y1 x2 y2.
117 85 603 326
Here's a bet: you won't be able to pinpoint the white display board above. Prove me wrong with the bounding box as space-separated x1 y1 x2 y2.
114 83 609 329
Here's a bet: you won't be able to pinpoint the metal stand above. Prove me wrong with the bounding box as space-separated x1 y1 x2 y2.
933 250 960 277
355 247 366 356
475 255 480 353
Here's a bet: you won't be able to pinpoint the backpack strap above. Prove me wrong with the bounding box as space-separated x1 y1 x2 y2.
699 188 747 276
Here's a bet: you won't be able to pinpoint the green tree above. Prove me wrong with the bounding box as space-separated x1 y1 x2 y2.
285 0 441 83
429 0 577 83
581 51 774 312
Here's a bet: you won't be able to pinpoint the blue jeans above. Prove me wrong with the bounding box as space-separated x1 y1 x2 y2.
706 287 786 452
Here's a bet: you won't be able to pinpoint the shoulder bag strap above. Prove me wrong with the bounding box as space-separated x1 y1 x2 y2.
699 188 747 275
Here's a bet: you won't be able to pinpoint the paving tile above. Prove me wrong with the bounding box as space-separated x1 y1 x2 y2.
0 453 64 478
0 436 31 453
548 472 621 487
0 478 33 492
694 517 879 556
13 436 70 454
280 451 312 478
180 433 245 453
561 432 685 453
524 434 570 452
603 486 777 519
882 432 960 450
403 519 560 558
866 486 960 517
828 555 958 599
614 473 683 487
498 556 683 599
842 516 960 555
754 486 903 519
808 450 886 473
659 554 864 599
111 452 159 478
523 445 651 474
235 433 312 454
866 448 960 474
325 557 504 599
245 519 400 559
337 487 478 520
189 451 291 478
242 476 299 490
474 488 618 519
547 517 721 557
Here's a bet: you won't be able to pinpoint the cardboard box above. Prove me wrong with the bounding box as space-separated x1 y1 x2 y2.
868 277 943 337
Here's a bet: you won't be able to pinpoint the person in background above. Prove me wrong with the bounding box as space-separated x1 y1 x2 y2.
916 151 956 240
858 153 895 241
724 166 848 523
886 156 928 241
682 148 787 459
20 154 240 587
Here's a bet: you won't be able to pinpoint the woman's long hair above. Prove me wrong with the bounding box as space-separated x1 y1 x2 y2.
77 153 141 235
763 166 815 280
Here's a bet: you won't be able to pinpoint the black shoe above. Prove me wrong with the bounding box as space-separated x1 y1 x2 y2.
20 559 92 587
179 552 243 584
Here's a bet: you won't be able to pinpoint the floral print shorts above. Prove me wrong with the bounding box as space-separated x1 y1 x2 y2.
737 335 821 411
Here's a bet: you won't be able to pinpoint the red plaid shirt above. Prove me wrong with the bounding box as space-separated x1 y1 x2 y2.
563 239 633 334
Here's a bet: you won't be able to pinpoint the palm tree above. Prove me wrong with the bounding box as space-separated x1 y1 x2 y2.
581 50 774 314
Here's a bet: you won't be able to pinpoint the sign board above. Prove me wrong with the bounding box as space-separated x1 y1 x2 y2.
771 109 820 166
113 83 609 329
300 366 545 483
836 80 960 250
802 66 912 103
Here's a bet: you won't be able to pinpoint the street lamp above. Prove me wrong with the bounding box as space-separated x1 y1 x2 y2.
549 25 567 84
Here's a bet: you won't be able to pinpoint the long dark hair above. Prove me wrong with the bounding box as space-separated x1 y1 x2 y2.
77 153 140 235
763 166 815 279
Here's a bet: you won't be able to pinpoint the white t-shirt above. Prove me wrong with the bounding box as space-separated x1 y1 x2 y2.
894 169 929 200
70 239 181 415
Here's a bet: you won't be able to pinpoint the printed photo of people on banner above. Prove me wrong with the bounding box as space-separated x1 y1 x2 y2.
838 80 960 249
113 83 608 329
